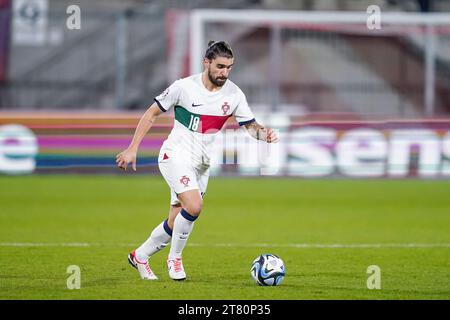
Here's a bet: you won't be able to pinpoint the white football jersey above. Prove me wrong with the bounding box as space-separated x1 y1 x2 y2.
154 73 255 166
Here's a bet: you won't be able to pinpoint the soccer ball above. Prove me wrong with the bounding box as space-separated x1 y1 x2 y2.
250 253 286 286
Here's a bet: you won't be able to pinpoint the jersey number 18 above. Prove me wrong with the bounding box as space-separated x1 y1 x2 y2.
188 115 201 131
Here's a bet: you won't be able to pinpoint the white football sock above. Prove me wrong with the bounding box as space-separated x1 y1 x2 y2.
168 209 197 259
135 219 172 262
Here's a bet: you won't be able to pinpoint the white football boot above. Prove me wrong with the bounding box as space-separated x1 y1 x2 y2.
167 257 186 281
128 251 158 280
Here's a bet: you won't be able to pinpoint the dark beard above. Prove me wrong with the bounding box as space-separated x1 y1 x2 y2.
208 70 227 87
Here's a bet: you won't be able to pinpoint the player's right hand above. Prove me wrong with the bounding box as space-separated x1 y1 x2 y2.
116 148 137 171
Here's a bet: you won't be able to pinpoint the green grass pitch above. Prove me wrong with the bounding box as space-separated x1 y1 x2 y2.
0 175 449 299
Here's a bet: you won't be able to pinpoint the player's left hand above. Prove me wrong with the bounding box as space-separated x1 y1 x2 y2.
265 128 279 143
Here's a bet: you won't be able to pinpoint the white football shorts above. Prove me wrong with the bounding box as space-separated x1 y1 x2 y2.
158 146 210 206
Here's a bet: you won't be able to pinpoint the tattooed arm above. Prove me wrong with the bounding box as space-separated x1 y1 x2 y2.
244 121 279 143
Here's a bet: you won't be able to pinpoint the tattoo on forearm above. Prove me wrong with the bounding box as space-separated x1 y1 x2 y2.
246 122 265 141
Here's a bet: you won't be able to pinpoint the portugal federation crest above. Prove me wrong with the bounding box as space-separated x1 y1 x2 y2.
180 175 190 187
221 102 230 115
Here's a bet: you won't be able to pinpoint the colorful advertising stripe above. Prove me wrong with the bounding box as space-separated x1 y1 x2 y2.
0 112 449 178
0 112 174 174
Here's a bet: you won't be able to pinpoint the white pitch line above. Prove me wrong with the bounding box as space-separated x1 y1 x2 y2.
189 243 450 248
0 242 90 247
0 242 449 248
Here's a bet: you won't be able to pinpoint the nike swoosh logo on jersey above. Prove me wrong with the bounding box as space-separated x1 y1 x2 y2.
191 103 203 107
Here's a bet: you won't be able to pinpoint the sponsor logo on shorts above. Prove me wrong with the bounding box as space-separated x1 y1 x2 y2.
180 175 190 187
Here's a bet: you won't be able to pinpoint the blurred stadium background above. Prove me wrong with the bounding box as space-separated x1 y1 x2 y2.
0 0 450 177
1 0 450 301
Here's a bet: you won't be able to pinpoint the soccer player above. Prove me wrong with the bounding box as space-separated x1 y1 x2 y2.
116 41 279 281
